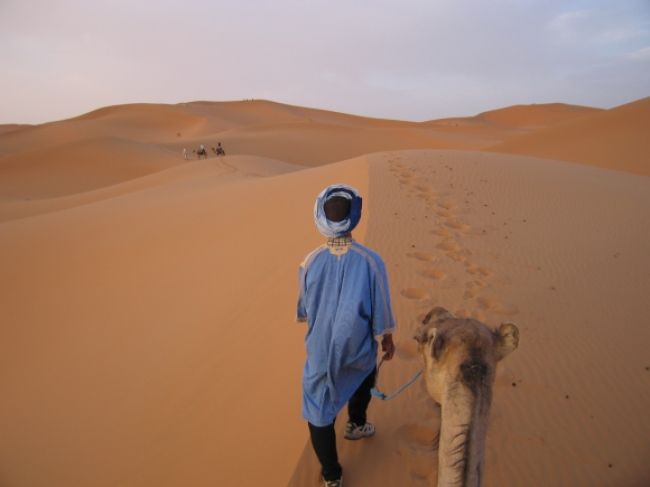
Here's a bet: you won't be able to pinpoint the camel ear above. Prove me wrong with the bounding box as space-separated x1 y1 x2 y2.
495 323 519 360
414 323 436 345
422 306 453 325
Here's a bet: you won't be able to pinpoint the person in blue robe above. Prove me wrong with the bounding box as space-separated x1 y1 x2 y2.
297 184 396 487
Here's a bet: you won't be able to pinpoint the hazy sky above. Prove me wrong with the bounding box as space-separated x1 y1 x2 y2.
1 0 649 124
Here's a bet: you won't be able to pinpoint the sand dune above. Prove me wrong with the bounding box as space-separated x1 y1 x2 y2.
474 102 601 128
490 97 650 175
0 155 303 222
0 105 207 159
181 100 417 130
0 124 31 136
1 101 608 203
1 98 649 487
189 122 475 166
424 103 599 133
0 100 489 172
0 153 368 487
0 137 182 200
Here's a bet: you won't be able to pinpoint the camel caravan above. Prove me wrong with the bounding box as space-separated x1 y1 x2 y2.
414 307 520 487
183 142 226 160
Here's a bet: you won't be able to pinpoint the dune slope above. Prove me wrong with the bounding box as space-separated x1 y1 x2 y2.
0 154 368 487
489 97 650 175
0 138 183 200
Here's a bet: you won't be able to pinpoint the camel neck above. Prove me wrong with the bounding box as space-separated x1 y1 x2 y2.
437 385 490 487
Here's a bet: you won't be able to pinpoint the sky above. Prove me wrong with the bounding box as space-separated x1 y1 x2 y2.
1 0 649 124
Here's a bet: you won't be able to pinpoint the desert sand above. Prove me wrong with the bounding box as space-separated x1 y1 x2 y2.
1 98 649 486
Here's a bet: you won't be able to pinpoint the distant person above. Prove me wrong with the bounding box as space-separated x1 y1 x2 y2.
183 148 188 160
216 142 225 156
197 144 207 160
297 184 396 487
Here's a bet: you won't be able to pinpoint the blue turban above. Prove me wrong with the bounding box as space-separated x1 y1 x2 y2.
313 184 363 238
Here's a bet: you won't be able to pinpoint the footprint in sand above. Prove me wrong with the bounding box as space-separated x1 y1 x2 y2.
437 200 457 211
444 218 471 233
446 251 469 263
465 279 487 290
465 278 479 285
431 227 452 238
401 288 430 300
436 239 462 253
437 239 471 263
395 424 438 483
476 296 519 316
407 251 437 262
466 265 492 277
418 193 436 203
435 208 454 218
419 268 447 281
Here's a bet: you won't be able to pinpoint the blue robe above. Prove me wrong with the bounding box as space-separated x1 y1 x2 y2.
297 240 396 426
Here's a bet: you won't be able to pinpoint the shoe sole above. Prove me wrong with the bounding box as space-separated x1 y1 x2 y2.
344 432 375 441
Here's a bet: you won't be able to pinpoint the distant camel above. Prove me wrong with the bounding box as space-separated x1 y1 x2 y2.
197 147 208 159
414 307 519 487
213 143 226 157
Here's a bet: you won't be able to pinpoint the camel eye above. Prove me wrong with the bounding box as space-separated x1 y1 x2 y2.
432 335 446 360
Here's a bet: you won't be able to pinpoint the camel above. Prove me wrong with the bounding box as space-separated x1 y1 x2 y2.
414 307 519 487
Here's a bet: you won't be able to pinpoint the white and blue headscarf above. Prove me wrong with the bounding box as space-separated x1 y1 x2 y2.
313 184 363 238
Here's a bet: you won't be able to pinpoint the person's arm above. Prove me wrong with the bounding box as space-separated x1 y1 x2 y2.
296 265 307 322
370 256 397 346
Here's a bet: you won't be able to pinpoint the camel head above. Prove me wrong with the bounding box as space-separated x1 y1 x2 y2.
414 307 519 404
414 307 519 486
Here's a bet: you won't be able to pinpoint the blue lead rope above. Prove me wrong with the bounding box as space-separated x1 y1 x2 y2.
370 357 423 401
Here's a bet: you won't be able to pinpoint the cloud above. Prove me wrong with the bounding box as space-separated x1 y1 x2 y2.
625 46 650 61
547 9 593 38
546 4 650 48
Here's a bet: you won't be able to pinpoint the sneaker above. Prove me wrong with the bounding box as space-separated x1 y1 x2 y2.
344 421 375 440
323 477 343 487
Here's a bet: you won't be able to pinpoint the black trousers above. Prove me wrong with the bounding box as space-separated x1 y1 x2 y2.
308 368 376 481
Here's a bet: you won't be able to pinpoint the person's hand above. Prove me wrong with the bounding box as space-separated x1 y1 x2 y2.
381 333 395 361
